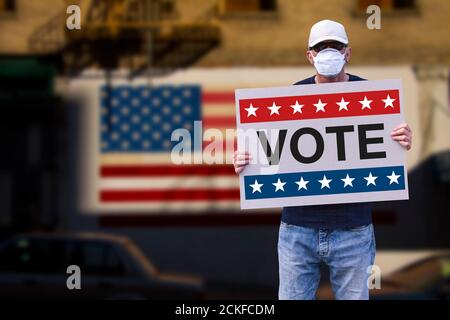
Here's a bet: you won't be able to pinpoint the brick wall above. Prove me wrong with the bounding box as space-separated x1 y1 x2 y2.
1 0 449 65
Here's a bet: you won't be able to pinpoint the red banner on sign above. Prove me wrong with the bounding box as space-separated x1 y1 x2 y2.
239 89 400 123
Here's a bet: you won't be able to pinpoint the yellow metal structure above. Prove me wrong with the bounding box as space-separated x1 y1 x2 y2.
29 0 221 73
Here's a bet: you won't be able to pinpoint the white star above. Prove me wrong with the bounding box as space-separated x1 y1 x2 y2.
245 103 258 117
318 175 332 189
290 100 304 114
364 172 378 186
272 178 286 192
314 99 327 113
359 96 373 110
121 89 129 98
387 171 401 184
336 97 350 111
249 179 263 193
295 177 309 190
341 174 355 187
382 94 396 108
267 102 282 115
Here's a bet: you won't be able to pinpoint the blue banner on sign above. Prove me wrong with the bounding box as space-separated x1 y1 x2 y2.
244 166 405 200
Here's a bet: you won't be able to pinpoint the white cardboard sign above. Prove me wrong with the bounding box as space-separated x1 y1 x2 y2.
235 79 409 209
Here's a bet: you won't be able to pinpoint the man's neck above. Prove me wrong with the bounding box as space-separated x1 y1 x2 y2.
315 71 349 83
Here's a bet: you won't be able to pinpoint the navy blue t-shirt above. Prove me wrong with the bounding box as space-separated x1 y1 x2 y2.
281 73 372 229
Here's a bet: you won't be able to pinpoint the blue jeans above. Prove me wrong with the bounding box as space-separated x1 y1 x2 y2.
278 222 376 300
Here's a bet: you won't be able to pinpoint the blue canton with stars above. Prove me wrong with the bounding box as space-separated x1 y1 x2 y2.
244 166 405 200
100 85 201 153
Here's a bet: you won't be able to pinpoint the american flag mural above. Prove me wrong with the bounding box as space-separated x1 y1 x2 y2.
74 69 309 214
96 83 241 212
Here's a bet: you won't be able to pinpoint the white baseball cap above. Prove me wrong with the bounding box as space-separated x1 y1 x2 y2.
308 19 348 48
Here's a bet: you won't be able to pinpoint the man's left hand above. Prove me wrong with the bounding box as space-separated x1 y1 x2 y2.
391 122 412 151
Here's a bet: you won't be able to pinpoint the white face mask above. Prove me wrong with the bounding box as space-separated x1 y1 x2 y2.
312 48 346 78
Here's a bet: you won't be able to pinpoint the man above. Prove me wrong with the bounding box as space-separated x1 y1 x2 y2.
233 20 412 300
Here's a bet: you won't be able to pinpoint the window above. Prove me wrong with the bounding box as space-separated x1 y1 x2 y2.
73 241 125 276
81 242 105 274
104 246 125 276
160 0 175 15
356 0 417 13
0 0 15 13
392 0 416 9
220 0 277 14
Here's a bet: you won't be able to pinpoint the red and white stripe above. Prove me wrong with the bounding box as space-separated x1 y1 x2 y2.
239 89 400 123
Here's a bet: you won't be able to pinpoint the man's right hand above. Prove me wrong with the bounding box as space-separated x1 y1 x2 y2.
233 150 252 174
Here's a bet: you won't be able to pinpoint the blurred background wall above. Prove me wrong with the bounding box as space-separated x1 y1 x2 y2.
0 0 449 297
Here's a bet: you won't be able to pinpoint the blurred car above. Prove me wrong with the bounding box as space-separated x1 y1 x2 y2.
317 254 450 300
0 232 203 299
